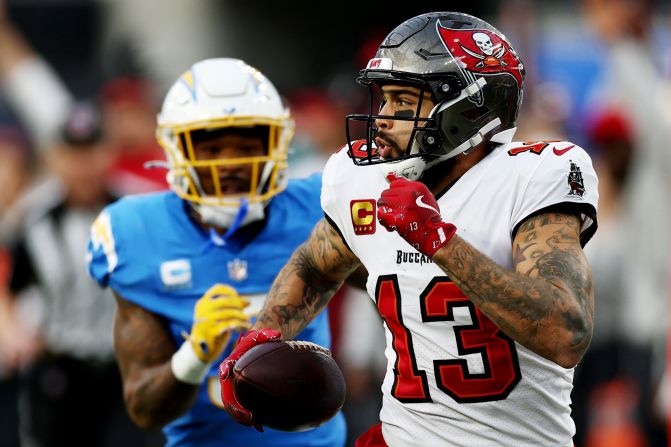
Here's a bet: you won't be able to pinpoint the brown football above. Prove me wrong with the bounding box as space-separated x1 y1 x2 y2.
232 340 346 432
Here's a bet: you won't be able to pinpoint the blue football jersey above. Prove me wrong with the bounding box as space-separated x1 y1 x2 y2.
87 174 345 447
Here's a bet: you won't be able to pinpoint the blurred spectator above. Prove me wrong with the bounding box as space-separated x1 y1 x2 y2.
583 108 634 339
287 88 348 178
587 110 634 194
515 81 572 141
0 2 71 150
573 108 648 447
3 103 162 447
0 125 33 218
0 249 22 447
99 76 167 195
0 123 33 447
582 0 671 445
0 4 166 196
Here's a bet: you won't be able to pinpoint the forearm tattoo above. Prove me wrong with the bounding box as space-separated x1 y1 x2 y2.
256 219 360 338
438 212 594 361
114 296 197 427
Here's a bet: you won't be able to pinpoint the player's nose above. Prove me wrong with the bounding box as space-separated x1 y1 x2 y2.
375 103 394 130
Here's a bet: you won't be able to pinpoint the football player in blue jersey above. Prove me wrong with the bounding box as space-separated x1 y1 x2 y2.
86 58 346 447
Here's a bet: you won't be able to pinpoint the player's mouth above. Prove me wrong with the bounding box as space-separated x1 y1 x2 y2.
217 175 251 195
375 136 401 160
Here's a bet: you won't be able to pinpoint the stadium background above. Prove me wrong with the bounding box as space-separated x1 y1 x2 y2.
0 1 669 446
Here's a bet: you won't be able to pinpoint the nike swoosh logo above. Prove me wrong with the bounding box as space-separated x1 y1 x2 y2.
553 145 575 156
416 195 439 213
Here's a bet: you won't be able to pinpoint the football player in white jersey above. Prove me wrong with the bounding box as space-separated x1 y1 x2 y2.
219 12 598 447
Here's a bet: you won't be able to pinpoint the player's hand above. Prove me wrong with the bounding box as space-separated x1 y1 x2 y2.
218 328 282 431
188 284 251 363
377 174 457 257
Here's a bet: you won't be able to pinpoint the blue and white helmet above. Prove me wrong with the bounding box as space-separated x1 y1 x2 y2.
157 58 294 228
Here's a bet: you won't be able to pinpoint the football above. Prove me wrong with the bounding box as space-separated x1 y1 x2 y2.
232 340 346 432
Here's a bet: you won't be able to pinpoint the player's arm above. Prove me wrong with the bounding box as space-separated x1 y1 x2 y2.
219 218 361 429
432 212 594 368
254 218 362 339
114 283 250 429
378 175 594 368
112 292 197 430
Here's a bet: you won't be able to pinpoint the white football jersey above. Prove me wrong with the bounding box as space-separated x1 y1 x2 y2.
322 140 598 447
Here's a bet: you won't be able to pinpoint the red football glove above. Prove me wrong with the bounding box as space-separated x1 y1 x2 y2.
218 328 282 432
377 174 457 257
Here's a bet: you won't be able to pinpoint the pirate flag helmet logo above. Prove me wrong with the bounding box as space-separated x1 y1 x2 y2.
436 25 524 91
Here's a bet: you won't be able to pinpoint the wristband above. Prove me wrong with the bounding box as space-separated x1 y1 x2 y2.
171 340 211 385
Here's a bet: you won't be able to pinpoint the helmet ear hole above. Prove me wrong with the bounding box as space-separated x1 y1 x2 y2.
416 130 442 153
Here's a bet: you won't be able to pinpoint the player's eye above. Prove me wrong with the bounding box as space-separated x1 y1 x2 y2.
193 145 221 159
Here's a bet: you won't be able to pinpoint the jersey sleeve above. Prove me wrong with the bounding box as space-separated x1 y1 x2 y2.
87 208 118 288
510 143 599 246
86 198 143 295
320 147 351 235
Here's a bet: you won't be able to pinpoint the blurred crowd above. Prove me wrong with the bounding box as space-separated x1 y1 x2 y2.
0 0 669 446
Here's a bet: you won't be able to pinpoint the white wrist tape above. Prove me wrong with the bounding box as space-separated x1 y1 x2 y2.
171 341 211 385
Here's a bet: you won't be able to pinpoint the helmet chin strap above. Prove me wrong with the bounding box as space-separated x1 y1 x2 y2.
379 116 506 182
194 199 266 246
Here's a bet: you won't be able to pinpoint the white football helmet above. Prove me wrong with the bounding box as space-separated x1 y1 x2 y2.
157 58 294 229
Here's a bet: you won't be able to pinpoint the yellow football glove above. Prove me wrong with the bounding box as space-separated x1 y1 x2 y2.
187 284 251 363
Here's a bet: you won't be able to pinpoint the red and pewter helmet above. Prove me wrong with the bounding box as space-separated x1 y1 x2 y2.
346 12 525 180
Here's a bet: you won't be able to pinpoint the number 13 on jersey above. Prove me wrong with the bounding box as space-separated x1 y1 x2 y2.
375 275 521 403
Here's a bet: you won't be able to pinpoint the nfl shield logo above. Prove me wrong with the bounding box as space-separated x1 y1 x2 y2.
227 258 248 282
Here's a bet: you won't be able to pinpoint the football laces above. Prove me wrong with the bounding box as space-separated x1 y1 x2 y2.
286 340 332 356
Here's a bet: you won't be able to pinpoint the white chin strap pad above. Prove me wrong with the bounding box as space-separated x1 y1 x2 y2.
379 157 426 181
195 201 265 229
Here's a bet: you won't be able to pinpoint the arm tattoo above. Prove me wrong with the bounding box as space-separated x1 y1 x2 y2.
256 219 361 338
436 212 594 365
114 294 197 428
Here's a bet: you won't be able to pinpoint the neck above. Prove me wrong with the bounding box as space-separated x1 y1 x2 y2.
423 142 491 195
